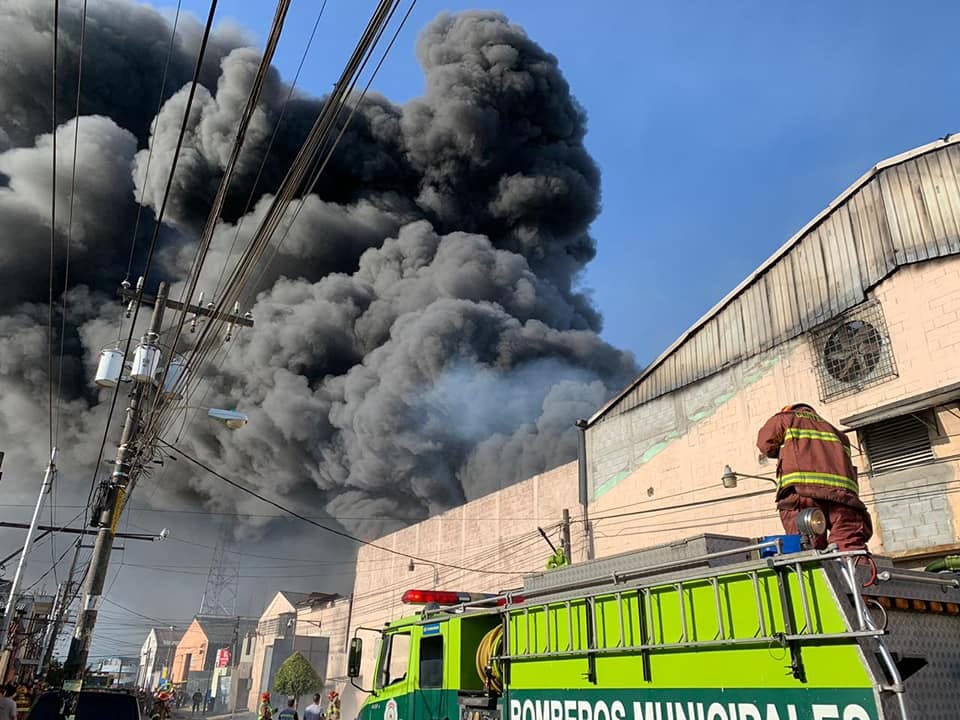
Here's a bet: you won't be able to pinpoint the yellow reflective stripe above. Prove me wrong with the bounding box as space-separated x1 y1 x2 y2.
779 471 859 493
783 428 841 442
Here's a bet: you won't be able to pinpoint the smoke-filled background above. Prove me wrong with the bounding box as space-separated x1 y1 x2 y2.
0 0 635 614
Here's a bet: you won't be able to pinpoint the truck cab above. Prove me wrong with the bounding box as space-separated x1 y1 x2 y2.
352 591 503 720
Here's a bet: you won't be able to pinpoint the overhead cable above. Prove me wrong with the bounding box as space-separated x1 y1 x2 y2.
143 0 295 447
82 0 220 530
46 0 61 455
160 439 524 575
153 1 408 439
124 0 184 283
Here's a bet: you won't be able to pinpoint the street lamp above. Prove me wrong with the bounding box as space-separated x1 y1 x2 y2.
287 618 322 633
166 406 250 430
408 560 439 587
720 465 778 489
206 408 249 429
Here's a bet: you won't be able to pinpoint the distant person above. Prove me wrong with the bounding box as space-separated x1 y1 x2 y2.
757 402 873 550
326 691 340 720
259 692 275 720
278 698 299 720
304 694 324 720
0 685 17 720
192 689 204 715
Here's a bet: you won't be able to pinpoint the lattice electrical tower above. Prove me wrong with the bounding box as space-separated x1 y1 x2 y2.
199 525 240 616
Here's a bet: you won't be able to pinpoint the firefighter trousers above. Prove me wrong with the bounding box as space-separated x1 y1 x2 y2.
777 491 873 551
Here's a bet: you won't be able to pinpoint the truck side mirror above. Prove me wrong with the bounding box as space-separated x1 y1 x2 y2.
348 637 363 678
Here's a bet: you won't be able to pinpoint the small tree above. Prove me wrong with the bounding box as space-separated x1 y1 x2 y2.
273 651 321 707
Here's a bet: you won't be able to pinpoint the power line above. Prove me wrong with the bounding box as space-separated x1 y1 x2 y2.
143 0 295 446
54 0 89 449
101 598 184 626
125 0 184 282
210 0 328 301
160 439 524 575
150 0 412 442
82 0 221 531
248 0 418 296
580 488 773 524
1 502 572 523
46 0 60 456
168 1 329 445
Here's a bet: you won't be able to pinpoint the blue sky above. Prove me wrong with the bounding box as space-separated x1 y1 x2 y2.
149 0 960 364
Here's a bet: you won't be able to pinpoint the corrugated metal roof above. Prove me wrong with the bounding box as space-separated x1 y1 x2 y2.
590 135 960 425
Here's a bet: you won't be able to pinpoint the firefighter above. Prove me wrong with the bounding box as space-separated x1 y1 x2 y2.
757 403 873 550
259 692 275 720
326 691 340 720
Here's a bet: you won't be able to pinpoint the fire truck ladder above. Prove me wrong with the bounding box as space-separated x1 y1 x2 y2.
499 542 893 686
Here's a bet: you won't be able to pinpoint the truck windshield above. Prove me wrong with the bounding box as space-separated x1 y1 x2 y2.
377 631 411 689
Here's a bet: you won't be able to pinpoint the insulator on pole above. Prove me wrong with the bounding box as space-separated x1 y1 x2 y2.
224 302 240 343
190 292 204 333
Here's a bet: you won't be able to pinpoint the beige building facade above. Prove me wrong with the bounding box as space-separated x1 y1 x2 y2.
247 591 353 712
344 136 960 698
585 136 960 563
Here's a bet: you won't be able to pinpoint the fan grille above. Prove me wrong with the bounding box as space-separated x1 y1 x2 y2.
811 301 897 402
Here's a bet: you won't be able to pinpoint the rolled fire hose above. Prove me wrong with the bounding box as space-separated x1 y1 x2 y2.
925 555 960 573
476 625 504 694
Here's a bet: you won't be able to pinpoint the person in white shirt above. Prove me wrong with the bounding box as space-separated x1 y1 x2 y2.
0 685 18 720
303 693 324 720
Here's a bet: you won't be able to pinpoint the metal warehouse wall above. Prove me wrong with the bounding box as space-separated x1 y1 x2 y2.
597 138 960 420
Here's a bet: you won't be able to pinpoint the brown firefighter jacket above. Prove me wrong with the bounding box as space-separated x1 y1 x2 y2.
756 405 860 503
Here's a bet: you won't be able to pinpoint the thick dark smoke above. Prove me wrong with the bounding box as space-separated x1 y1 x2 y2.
0 1 635 542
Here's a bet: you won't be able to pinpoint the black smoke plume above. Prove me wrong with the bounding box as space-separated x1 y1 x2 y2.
0 1 635 542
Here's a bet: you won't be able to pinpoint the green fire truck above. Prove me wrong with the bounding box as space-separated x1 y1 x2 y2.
347 532 960 720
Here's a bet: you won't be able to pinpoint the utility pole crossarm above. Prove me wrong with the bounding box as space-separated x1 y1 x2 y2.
118 286 254 327
0 521 158 542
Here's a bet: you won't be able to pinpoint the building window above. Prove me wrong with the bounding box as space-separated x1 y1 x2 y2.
419 635 443 688
861 412 935 475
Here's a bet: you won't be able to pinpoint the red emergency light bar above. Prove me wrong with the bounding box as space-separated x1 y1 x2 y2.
401 589 525 607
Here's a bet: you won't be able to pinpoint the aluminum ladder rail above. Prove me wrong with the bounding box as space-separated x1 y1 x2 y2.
501 548 883 669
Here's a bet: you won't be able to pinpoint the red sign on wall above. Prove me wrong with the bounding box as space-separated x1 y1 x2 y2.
216 648 231 668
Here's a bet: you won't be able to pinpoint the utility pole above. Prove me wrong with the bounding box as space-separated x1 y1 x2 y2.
63 283 168 688
575 419 595 561
560 509 572 564
61 280 250 692
0 448 58 678
38 540 83 680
